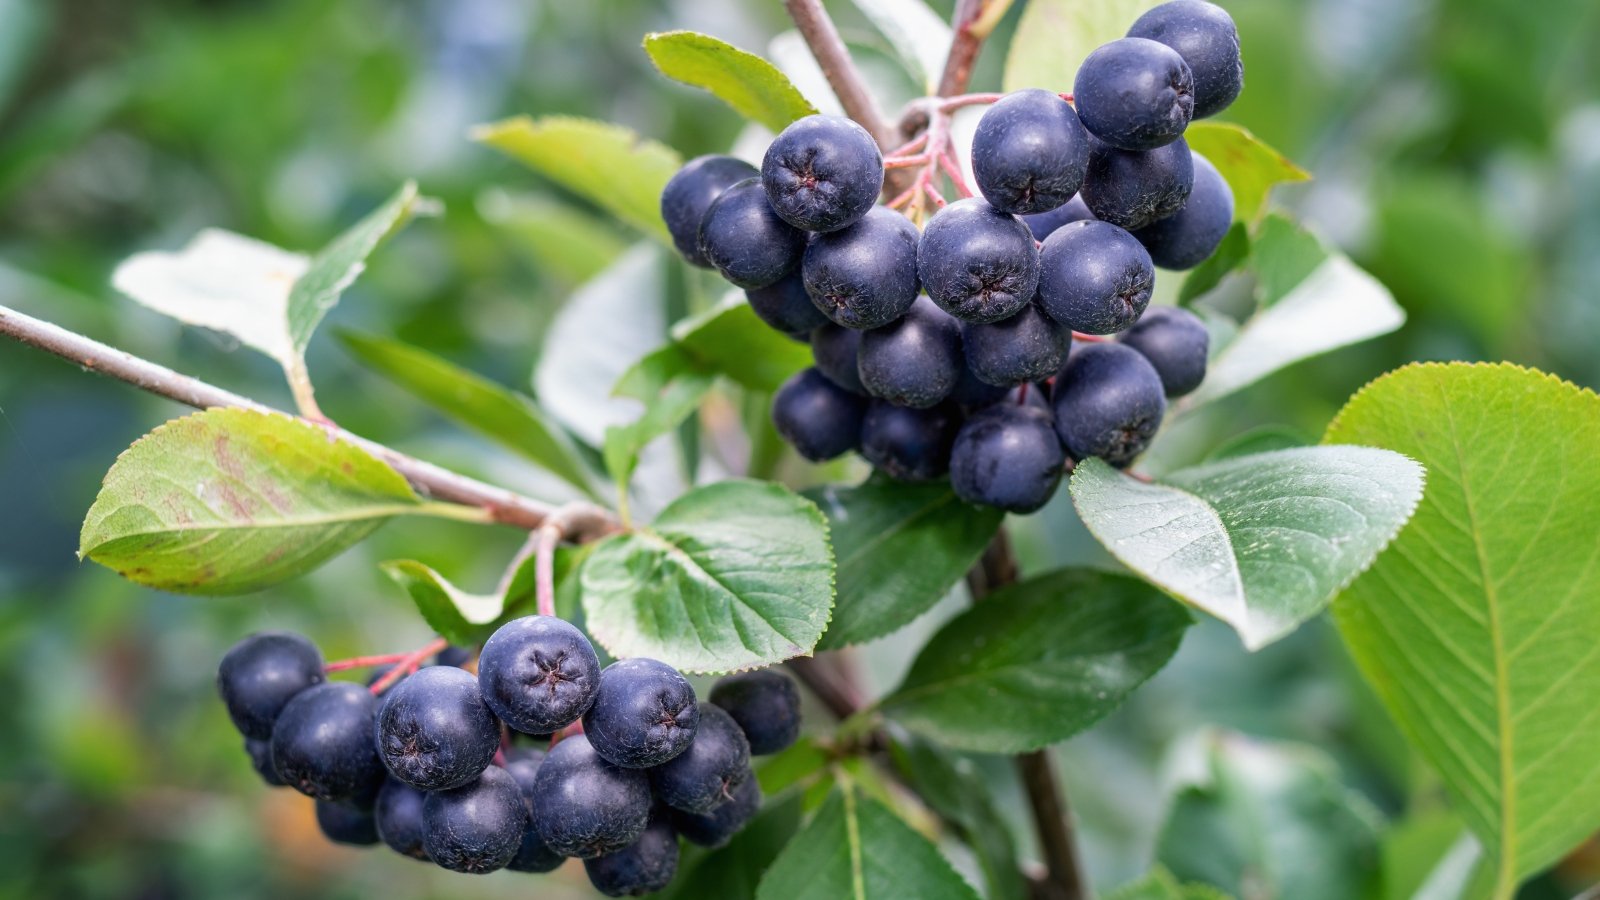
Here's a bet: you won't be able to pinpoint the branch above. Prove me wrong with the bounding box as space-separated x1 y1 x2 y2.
936 0 1000 99
0 303 618 539
782 0 897 152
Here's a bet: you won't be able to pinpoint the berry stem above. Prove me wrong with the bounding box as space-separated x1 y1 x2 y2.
367 638 449 695
938 91 1005 113
884 132 929 159
1071 332 1111 343
938 151 974 198
323 651 418 672
883 154 932 170
534 521 562 619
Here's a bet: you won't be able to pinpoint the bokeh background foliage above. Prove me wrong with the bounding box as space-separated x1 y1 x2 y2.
0 0 1597 897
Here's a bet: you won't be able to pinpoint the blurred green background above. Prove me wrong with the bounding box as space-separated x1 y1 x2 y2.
1 0 1596 897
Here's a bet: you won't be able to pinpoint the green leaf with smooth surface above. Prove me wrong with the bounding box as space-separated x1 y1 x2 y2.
580 480 834 673
477 191 627 284
881 568 1190 753
1379 811 1482 900
1325 362 1600 894
474 116 681 243
806 478 1002 650
849 0 952 92
1001 0 1159 93
644 31 817 133
1156 732 1383 900
1184 122 1310 223
1070 448 1424 650
890 737 1027 900
603 364 714 487
80 408 419 594
1177 223 1249 303
664 792 804 900
672 296 813 394
339 331 600 500
755 784 981 900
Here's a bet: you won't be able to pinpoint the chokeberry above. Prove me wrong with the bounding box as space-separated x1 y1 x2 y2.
1037 220 1155 335
802 206 920 329
747 271 829 338
217 632 324 740
477 615 601 735
660 155 759 267
317 798 380 846
1118 306 1210 396
810 322 866 395
1080 137 1194 230
772 368 867 462
1052 341 1167 467
950 403 1066 513
270 681 385 803
857 296 963 409
699 178 806 289
1074 37 1194 150
709 670 801 755
650 704 751 814
961 302 1069 387
918 198 1040 323
761 115 884 233
422 765 526 874
672 773 761 848
971 88 1092 215
584 810 680 897
1023 195 1095 241
375 664 501 791
532 734 653 859
434 645 473 668
1131 151 1233 270
244 737 285 787
1127 0 1244 119
583 658 699 769
503 749 565 873
950 363 1011 410
374 777 431 861
859 401 961 483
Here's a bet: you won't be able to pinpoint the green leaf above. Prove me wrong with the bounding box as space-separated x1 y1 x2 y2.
848 0 952 93
880 568 1190 753
1325 362 1600 894
1177 223 1249 303
1070 448 1424 650
478 191 628 285
806 478 1002 650
339 331 601 501
80 408 420 594
672 296 813 394
380 545 589 653
473 116 681 243
643 31 817 133
1103 867 1233 900
890 737 1027 900
757 738 833 796
1203 425 1310 462
664 792 804 900
1183 122 1310 223
1379 811 1482 900
580 480 834 673
1001 0 1160 93
603 362 714 488
1156 731 1383 900
755 783 982 900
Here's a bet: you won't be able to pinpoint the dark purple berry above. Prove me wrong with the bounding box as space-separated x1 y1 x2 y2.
672 774 761 848
1052 341 1167 467
649 704 751 814
709 670 802 755
584 810 680 897
270 682 385 803
1118 306 1210 396
772 368 867 462
422 765 527 874
699 178 806 289
375 664 500 791
317 799 379 846
1037 220 1154 335
374 778 431 861
1081 137 1194 230
1127 0 1244 119
961 302 1069 387
950 403 1066 513
802 206 920 329
660 155 759 266
857 296 963 409
1074 37 1194 150
918 198 1040 323
217 632 324 740
747 271 830 337
761 115 884 232
971 88 1091 215
478 615 601 735
1131 151 1233 270
583 659 699 769
859 401 961 483
532 734 653 859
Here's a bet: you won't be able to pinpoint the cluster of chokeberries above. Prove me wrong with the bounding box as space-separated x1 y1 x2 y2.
660 0 1239 513
217 620 801 896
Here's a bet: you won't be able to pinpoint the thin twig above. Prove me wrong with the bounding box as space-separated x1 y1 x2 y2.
936 0 995 99
781 0 896 152
367 637 449 694
534 521 563 618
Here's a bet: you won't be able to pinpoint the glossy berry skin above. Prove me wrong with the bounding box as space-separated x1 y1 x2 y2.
532 734 653 859
217 632 324 740
434 645 473 668
961 303 1069 387
859 401 961 483
950 364 1010 410
918 198 1041 323
747 271 829 338
1037 220 1155 335
810 322 866 395
772 368 867 462
478 615 601 735
1132 152 1233 270
699 178 806 289
971 89 1092 215
660 155 759 266
422 765 526 874
761 115 883 233
584 658 699 769
709 670 802 755
650 704 751 814
317 799 379 846
375 665 500 791
1081 137 1194 230
950 404 1066 513
1053 342 1167 467
374 778 431 861
802 206 920 329
673 774 761 848
270 682 385 803
857 296 963 409
1128 0 1243 119
245 738 285 787
503 750 565 873
1023 195 1095 241
1073 37 1195 151
584 810 680 898
1118 306 1210 396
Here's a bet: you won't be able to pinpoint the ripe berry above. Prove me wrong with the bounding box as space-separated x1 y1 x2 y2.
650 704 751 814
950 404 1066 513
374 778 431 861
1080 137 1194 230
772 368 867 462
1037 220 1155 335
217 632 324 740
1073 37 1194 150
660 155 759 267
961 302 1069 387
584 810 680 898
859 401 961 483
1128 0 1244 119
699 178 806 289
802 206 920 329
1053 342 1167 467
270 682 385 802
950 364 1011 410
971 88 1092 215
244 737 285 787
1132 152 1233 270
761 115 884 233
747 272 829 338
672 774 761 848
434 645 473 668
375 665 500 791
857 296 963 409
422 765 526 874
709 670 801 755
584 658 699 769
477 615 601 735
1023 195 1095 241
503 749 565 873
810 321 867 395
317 799 380 846
918 198 1040 323
532 734 653 858
1118 306 1210 396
